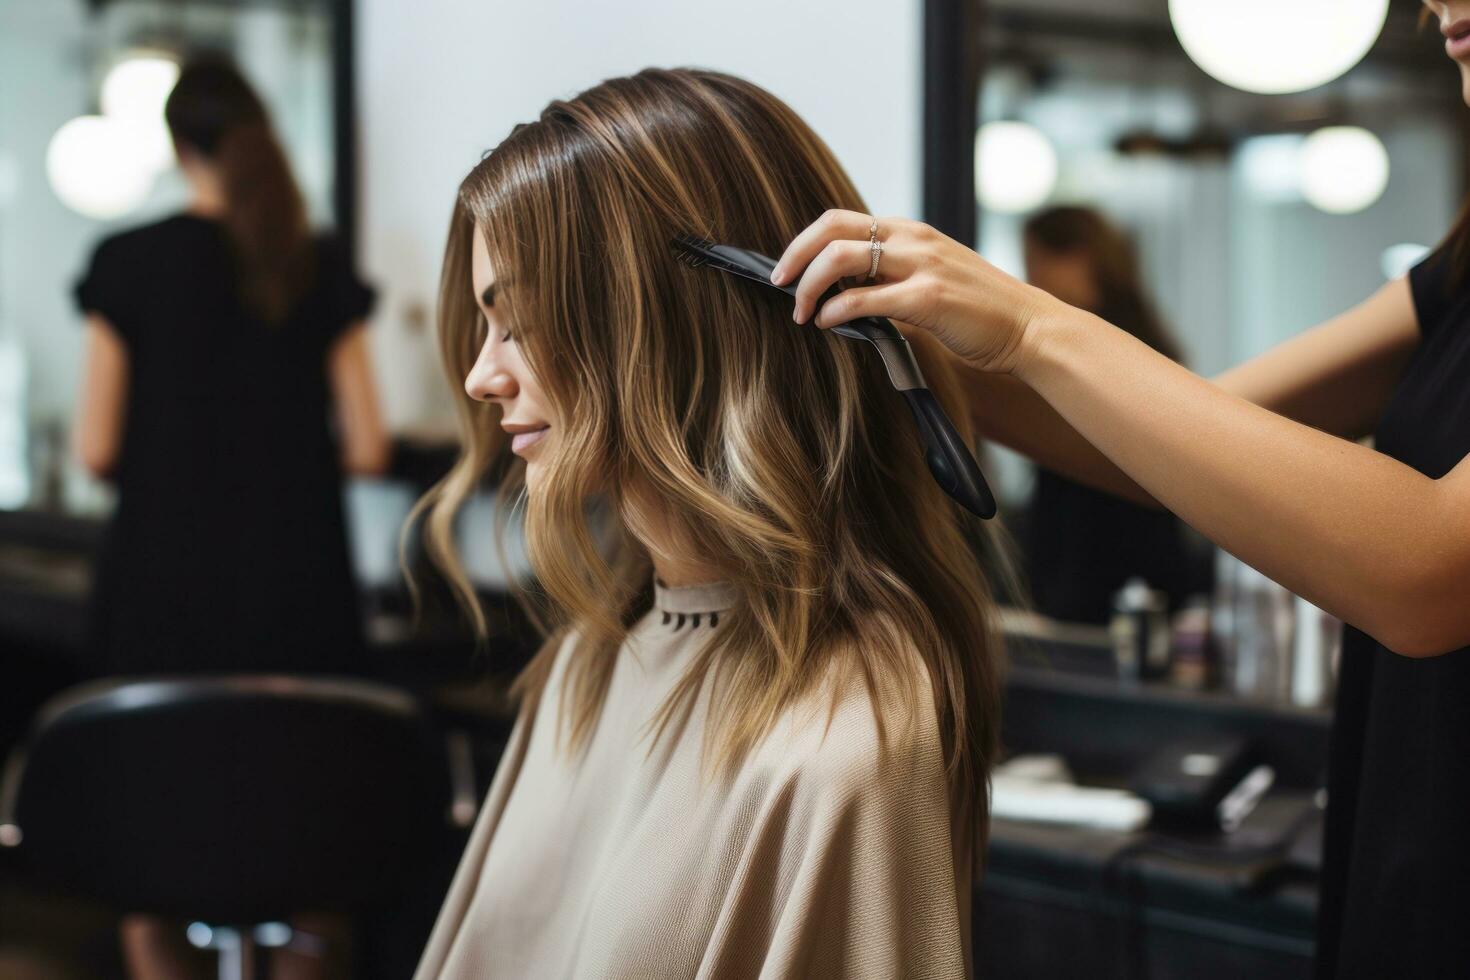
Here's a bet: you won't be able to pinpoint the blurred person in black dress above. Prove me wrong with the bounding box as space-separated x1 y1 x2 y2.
71 55 385 980
1020 206 1192 623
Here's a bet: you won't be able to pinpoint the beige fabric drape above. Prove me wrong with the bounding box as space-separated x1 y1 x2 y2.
413 578 973 979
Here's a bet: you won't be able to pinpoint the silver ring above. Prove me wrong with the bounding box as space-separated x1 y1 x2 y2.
865 238 883 283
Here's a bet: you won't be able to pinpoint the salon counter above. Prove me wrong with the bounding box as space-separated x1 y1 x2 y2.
981 808 1318 978
981 628 1327 979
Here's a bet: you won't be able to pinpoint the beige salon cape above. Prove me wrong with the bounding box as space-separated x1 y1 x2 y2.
413 577 976 979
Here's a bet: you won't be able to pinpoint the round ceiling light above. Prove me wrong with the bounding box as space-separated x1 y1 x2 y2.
101 54 181 174
975 121 1058 214
1169 0 1389 95
1299 126 1389 215
46 116 157 219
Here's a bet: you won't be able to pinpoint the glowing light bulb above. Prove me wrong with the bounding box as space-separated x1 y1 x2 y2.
1299 126 1389 215
46 116 157 219
1169 0 1388 95
975 121 1058 214
102 55 180 174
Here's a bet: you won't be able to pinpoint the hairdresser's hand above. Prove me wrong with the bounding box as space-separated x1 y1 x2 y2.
770 209 1066 376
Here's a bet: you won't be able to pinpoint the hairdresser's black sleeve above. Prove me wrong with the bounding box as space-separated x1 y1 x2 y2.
73 235 137 345
318 232 377 346
1409 246 1454 343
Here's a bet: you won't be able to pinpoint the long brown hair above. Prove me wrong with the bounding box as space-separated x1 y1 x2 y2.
1024 205 1184 362
413 68 1005 843
164 54 314 323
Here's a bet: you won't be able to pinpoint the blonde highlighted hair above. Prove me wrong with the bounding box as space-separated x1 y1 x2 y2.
412 67 1006 844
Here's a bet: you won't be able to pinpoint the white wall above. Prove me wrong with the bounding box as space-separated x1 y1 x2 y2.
356 0 925 433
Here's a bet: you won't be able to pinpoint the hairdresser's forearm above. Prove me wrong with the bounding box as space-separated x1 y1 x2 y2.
956 367 1159 508
1015 310 1470 656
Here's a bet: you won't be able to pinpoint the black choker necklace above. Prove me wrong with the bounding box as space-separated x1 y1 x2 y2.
661 610 719 631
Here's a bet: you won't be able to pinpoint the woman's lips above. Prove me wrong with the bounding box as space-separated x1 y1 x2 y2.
511 426 549 455
1447 20 1470 58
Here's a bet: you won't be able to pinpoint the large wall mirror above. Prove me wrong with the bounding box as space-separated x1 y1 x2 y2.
0 0 352 514
928 0 1466 508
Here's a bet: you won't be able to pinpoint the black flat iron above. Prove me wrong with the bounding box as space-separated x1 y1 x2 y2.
671 234 997 520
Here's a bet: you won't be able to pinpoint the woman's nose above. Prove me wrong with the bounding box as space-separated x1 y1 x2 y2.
464 351 516 403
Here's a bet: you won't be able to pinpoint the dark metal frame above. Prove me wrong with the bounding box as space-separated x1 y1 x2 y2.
329 0 359 260
921 0 984 245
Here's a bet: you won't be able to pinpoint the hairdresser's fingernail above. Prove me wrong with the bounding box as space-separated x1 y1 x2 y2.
792 304 802 323
770 265 785 284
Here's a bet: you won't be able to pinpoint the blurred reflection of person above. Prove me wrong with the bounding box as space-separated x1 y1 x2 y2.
70 54 385 980
1019 206 1192 623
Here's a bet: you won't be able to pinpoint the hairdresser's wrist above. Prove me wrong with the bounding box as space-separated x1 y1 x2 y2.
1009 305 1099 390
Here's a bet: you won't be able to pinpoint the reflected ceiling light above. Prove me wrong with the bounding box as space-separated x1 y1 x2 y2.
101 55 179 121
1299 126 1389 215
102 54 180 174
1169 0 1389 95
46 116 157 219
1381 243 1430 281
975 121 1058 214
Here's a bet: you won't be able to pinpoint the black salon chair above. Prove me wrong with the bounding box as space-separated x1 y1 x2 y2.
0 675 482 980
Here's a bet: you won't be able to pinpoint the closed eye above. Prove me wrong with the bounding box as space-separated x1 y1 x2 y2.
481 280 518 343
474 314 512 343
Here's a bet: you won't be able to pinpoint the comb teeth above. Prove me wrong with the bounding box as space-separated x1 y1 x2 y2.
670 233 717 268
668 233 794 299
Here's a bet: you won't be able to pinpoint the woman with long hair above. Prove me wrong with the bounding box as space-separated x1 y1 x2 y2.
411 67 1004 978
768 3 1470 973
1019 205 1192 623
71 53 384 979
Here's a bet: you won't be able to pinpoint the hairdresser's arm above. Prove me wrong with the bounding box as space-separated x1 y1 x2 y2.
902 277 1419 509
943 367 1158 507
73 315 129 479
774 212 1465 657
328 323 391 476
898 326 1152 505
